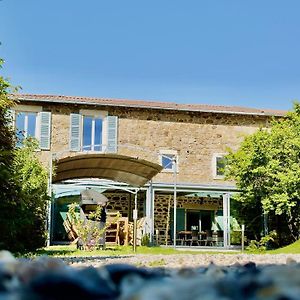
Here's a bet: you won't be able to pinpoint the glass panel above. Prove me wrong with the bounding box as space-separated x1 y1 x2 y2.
216 156 226 176
16 112 25 145
162 154 174 170
27 112 37 137
94 118 103 151
83 116 92 150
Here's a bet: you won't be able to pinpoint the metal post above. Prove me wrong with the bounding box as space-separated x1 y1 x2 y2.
173 157 177 249
227 193 231 247
133 190 138 252
151 188 155 245
241 224 245 252
222 193 228 248
146 181 154 244
263 211 268 235
47 153 53 247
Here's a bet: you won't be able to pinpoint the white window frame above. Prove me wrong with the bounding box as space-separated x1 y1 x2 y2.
14 105 42 143
79 109 108 152
159 150 179 173
212 153 227 179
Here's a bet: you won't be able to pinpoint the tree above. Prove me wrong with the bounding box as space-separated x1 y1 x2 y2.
0 58 20 250
0 59 49 252
226 102 300 244
13 139 49 251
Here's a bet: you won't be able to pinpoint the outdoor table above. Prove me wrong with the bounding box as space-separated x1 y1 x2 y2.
177 231 192 245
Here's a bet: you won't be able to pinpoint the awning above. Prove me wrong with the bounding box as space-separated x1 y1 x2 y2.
52 153 163 187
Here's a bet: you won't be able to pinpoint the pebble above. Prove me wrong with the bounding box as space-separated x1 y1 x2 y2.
1 251 300 299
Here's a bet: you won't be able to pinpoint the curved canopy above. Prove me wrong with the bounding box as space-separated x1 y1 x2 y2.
52 153 163 187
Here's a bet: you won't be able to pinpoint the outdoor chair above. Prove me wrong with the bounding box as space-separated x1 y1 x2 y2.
204 230 215 246
215 230 224 247
176 232 184 246
189 230 200 246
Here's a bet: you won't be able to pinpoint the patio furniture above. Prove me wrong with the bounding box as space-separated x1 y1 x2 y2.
177 231 192 245
189 230 201 246
204 230 215 246
215 230 224 247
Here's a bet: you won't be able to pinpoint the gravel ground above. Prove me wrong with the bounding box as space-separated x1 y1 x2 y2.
65 253 300 269
3 251 300 299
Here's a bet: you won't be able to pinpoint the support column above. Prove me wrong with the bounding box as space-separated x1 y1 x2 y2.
227 193 231 247
173 157 177 249
151 188 155 245
222 193 231 248
133 190 138 252
47 153 53 247
145 181 154 242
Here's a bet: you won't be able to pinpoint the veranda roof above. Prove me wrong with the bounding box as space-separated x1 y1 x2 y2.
52 153 163 187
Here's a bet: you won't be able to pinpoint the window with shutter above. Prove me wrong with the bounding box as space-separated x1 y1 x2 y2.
13 105 51 149
70 111 117 153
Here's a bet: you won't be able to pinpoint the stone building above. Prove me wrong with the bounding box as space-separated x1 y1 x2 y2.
12 94 285 247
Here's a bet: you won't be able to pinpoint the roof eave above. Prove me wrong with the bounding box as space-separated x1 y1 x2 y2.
14 96 286 117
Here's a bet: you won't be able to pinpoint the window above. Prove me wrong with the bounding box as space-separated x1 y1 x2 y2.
213 154 227 179
159 150 178 172
16 111 38 145
13 105 51 150
82 116 103 151
70 110 118 153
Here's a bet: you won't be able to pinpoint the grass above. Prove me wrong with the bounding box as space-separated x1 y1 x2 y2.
148 258 166 267
23 239 300 258
24 244 235 258
268 239 300 254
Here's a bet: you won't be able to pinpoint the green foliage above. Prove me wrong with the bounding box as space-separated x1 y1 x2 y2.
141 233 150 246
247 230 277 252
230 231 247 245
226 102 300 243
13 139 49 251
0 60 19 250
0 59 48 252
68 204 111 250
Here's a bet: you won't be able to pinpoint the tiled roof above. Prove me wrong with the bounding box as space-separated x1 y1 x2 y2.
12 94 287 116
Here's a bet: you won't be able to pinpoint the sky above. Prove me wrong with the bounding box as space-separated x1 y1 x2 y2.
0 1 299 111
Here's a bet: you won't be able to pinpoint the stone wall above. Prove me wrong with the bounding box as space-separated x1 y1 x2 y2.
23 101 273 186
154 193 223 244
104 192 145 220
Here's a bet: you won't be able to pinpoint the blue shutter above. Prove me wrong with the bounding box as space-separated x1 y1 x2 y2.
40 111 51 150
107 116 118 153
70 113 81 151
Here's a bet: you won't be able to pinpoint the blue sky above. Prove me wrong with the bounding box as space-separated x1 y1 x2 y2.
0 1 299 110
